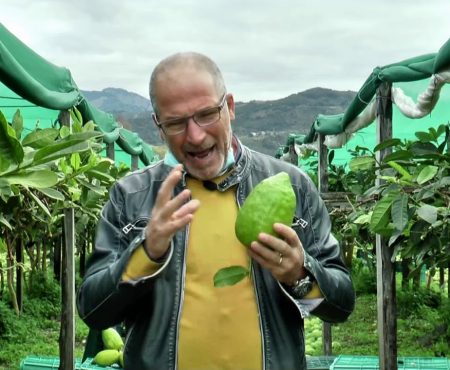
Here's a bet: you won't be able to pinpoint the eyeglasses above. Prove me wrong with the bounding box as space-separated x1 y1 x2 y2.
154 94 227 136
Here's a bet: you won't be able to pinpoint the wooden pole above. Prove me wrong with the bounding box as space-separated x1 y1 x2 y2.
131 155 139 171
58 110 75 370
15 238 23 313
375 82 397 370
318 133 329 194
317 133 332 356
60 208 75 370
107 142 115 161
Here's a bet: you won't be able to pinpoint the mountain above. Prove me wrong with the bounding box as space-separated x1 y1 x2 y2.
83 87 356 155
82 87 152 114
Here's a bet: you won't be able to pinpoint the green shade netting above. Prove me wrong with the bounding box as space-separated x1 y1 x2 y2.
302 38 450 144
299 78 450 168
118 128 143 156
141 142 159 165
0 81 59 134
0 23 80 110
0 23 159 165
76 99 120 143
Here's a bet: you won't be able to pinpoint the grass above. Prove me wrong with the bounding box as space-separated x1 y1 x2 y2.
1 275 449 369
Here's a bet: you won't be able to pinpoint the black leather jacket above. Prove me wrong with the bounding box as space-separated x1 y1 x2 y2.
77 141 355 370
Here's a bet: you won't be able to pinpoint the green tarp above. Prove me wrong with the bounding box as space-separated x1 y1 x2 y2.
0 23 158 167
300 39 450 144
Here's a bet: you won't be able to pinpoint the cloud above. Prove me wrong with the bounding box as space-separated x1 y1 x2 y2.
2 0 449 102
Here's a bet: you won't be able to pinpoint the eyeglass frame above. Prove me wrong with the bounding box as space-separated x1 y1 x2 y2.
152 93 228 136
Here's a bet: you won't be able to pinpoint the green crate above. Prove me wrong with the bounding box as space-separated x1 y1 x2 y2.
330 355 450 369
307 356 336 369
20 356 82 370
80 358 122 369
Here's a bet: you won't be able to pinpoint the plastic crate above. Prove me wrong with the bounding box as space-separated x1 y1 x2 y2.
20 356 82 370
80 358 122 369
330 355 450 369
307 356 336 369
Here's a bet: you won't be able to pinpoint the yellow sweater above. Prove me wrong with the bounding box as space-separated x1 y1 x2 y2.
123 177 262 370
122 176 323 369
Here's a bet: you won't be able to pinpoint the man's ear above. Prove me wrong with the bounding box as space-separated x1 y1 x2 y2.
152 113 165 142
226 94 235 121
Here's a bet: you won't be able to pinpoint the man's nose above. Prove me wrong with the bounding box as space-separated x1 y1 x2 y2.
185 117 206 143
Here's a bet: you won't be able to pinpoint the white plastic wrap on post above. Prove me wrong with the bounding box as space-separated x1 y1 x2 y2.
392 69 450 118
294 141 319 158
324 101 377 148
291 68 450 154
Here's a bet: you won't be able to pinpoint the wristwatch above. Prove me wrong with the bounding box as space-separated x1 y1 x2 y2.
289 274 314 299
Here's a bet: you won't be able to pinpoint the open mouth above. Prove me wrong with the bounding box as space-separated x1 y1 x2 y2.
187 146 214 159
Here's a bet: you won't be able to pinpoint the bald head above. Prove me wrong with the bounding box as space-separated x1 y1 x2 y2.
149 52 226 116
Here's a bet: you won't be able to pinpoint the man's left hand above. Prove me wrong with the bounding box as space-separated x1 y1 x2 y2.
247 223 306 285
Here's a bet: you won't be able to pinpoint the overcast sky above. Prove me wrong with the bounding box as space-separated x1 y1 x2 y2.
2 1 449 102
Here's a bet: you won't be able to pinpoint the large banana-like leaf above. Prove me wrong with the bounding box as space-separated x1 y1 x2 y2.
2 170 58 188
33 131 102 164
22 128 59 149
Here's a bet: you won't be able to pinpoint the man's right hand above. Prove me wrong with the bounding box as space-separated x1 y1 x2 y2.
145 165 200 261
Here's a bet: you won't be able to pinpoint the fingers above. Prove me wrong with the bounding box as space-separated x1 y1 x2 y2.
154 165 184 209
146 165 201 258
247 223 304 284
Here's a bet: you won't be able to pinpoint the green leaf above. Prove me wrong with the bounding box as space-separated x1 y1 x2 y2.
33 141 91 164
12 109 24 140
70 153 81 171
0 110 24 165
349 156 375 172
86 169 114 182
27 188 51 218
3 170 58 188
415 131 433 143
417 204 438 224
33 131 102 163
416 165 438 184
374 138 401 152
36 187 65 201
213 265 249 287
410 142 438 156
436 124 447 137
22 128 59 148
382 150 412 163
83 120 96 132
391 193 408 232
353 214 371 225
60 126 70 138
0 237 7 252
0 215 12 230
387 161 412 180
370 194 395 233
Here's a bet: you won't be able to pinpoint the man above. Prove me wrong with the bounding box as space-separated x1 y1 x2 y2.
77 52 355 370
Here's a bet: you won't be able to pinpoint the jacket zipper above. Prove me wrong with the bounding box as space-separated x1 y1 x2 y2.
122 217 148 235
174 178 189 370
236 186 266 370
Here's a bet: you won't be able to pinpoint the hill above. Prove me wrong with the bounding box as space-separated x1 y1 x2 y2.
82 87 356 155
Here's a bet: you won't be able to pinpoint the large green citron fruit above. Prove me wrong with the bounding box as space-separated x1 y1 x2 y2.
93 349 120 366
102 327 124 351
235 171 296 247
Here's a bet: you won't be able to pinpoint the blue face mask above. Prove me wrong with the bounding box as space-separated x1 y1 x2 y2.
164 147 235 177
